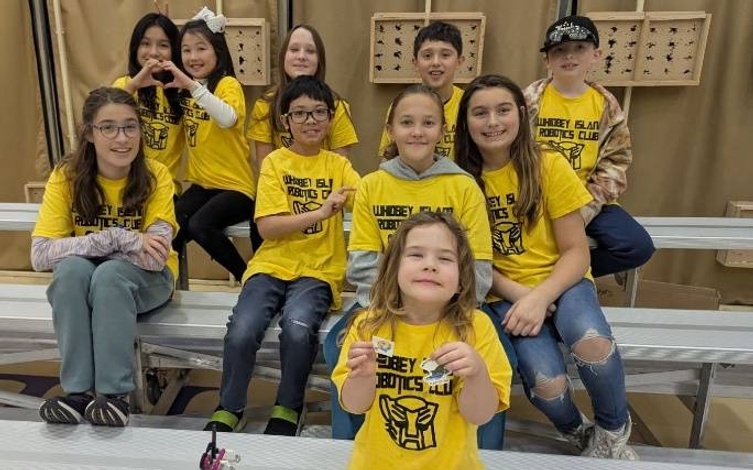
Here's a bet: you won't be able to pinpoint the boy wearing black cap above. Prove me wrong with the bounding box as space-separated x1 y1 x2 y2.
525 15 654 284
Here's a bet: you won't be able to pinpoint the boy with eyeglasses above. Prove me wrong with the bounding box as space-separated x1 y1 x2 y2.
204 76 360 436
524 15 654 283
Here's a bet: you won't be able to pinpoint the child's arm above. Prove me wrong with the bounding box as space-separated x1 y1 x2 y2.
433 342 499 425
119 59 165 94
256 186 355 240
161 62 237 128
503 210 589 336
340 341 378 414
581 84 632 224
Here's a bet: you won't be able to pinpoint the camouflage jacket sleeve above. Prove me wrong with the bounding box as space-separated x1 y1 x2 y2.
580 81 632 224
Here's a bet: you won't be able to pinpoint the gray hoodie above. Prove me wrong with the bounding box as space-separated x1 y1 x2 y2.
347 155 493 307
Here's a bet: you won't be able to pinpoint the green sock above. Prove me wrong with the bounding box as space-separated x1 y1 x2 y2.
270 405 299 424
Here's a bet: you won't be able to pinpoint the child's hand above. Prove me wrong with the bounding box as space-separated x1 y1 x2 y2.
140 232 170 264
346 341 376 379
503 292 550 336
432 342 486 378
131 59 166 89
160 61 199 90
319 186 355 219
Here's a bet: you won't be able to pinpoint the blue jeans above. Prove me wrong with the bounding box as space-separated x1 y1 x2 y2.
323 302 512 449
587 204 655 277
48 257 173 395
219 274 332 412
486 279 629 433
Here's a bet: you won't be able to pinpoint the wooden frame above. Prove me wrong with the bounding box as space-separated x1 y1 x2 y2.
586 11 711 87
717 201 753 268
175 18 270 86
369 12 486 84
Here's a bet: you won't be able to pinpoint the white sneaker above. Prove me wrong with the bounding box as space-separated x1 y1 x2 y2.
582 416 639 460
560 413 594 451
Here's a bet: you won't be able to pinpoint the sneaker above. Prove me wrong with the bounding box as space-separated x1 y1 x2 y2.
560 413 594 451
39 393 93 425
85 395 130 427
204 407 246 433
582 417 639 460
263 405 301 436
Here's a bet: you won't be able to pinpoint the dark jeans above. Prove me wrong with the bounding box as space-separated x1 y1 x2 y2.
219 274 332 412
587 204 655 277
323 302 513 449
172 184 261 281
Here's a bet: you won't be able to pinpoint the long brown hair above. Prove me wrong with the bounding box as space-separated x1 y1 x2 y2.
454 74 543 227
59 87 154 222
343 211 477 345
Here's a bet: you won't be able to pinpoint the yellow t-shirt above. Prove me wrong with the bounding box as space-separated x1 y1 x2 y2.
534 84 604 184
113 76 185 195
32 159 179 281
348 170 492 261
181 76 257 199
378 85 463 161
483 150 592 290
332 310 511 470
242 147 361 310
247 97 359 150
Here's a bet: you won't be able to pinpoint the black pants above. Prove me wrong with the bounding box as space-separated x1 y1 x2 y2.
172 185 262 281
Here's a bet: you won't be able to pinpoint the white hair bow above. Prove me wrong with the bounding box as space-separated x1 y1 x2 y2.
192 6 226 33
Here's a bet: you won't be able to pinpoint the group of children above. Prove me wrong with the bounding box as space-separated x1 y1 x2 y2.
30 7 654 467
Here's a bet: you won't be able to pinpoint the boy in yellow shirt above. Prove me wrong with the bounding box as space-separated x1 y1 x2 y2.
204 76 360 435
377 21 465 160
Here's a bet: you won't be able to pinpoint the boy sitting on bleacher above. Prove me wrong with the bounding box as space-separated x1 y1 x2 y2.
204 76 360 435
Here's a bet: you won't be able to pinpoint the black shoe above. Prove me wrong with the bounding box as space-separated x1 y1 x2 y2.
39 393 93 425
263 405 301 436
203 406 246 433
85 395 130 427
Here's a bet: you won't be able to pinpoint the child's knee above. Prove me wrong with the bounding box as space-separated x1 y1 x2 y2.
281 316 317 345
571 331 615 364
531 373 568 400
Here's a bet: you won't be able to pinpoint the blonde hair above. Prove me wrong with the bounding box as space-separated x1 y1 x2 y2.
343 211 477 344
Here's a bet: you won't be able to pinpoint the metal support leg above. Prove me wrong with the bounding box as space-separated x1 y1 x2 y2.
625 267 640 307
689 362 717 449
131 337 148 414
177 240 189 290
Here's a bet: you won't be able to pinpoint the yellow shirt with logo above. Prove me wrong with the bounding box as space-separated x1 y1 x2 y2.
348 170 492 261
181 76 256 199
242 147 361 310
534 85 604 184
378 85 463 161
332 310 511 470
32 159 179 281
483 150 592 290
113 76 185 195
247 97 359 150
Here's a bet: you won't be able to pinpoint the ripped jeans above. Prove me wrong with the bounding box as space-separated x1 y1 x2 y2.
486 279 629 433
218 274 332 413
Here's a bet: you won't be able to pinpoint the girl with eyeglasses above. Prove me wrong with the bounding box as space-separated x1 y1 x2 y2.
31 87 178 427
247 24 359 167
156 7 261 281
113 12 185 196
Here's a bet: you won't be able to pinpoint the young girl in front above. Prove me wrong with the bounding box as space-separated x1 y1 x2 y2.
31 87 177 427
323 84 502 445
158 7 261 279
333 211 511 469
113 12 185 195
455 74 637 460
247 24 358 165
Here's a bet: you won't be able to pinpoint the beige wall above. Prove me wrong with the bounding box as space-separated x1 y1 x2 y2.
2 0 752 301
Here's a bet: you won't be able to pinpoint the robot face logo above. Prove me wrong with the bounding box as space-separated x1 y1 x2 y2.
379 395 439 451
548 140 585 170
492 221 525 255
184 119 199 147
142 122 168 150
292 200 323 234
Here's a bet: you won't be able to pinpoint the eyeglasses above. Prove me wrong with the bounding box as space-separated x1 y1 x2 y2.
283 108 332 124
91 122 141 139
546 23 596 45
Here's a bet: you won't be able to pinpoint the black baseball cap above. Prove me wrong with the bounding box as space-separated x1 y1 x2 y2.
540 15 599 52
